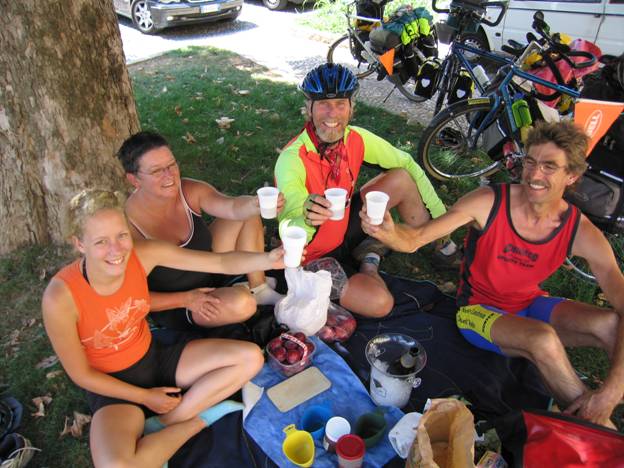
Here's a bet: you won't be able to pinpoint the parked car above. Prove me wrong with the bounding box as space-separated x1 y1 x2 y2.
439 0 623 57
114 0 243 34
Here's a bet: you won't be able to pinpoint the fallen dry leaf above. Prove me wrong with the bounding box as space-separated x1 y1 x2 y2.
23 318 36 328
36 355 59 369
182 118 189 124
182 132 196 144
174 105 182 116
32 395 53 417
215 117 235 129
46 370 64 380
8 329 20 346
39 268 47 280
60 412 92 438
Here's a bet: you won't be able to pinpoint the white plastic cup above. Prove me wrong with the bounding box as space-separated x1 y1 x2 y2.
322 416 351 453
281 226 307 268
365 191 390 226
324 188 348 221
257 187 279 219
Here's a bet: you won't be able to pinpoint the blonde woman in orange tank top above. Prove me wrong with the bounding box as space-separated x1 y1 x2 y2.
42 189 292 467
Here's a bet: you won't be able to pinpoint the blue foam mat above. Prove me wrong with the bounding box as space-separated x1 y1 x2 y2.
244 337 404 467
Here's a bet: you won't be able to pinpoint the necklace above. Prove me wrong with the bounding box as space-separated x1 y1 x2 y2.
81 258 90 285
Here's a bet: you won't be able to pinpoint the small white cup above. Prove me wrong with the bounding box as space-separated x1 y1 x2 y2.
324 188 348 221
323 416 351 453
281 226 307 268
365 191 390 226
257 187 279 219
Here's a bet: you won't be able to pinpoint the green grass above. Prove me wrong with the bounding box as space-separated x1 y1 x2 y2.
0 46 621 466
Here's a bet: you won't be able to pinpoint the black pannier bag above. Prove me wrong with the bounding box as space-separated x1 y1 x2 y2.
353 0 388 61
567 53 624 231
566 171 624 232
415 58 441 97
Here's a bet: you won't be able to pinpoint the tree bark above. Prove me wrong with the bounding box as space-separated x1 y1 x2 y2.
0 0 139 253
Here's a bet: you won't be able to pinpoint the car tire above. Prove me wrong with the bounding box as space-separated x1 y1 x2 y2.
263 0 289 11
131 0 159 34
460 30 489 62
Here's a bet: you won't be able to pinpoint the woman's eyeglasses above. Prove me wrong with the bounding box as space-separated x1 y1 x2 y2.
139 160 179 179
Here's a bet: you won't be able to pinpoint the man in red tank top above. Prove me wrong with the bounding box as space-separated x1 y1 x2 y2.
361 121 624 429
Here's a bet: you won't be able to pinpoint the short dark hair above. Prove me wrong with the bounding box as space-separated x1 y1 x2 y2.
525 121 589 176
117 131 170 174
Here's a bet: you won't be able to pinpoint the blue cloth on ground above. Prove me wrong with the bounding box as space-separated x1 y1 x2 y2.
244 337 404 467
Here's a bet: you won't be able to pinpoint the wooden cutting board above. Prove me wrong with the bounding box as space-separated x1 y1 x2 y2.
267 367 331 413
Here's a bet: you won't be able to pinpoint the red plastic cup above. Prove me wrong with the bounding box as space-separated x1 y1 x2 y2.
336 434 365 468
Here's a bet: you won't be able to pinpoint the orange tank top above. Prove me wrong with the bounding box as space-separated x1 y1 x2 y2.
54 249 152 373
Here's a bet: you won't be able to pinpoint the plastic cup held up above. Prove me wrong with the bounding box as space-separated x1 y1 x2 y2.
365 191 390 226
324 188 348 221
281 226 306 268
257 186 279 219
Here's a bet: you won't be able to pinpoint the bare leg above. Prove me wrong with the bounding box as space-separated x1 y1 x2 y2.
550 300 619 357
490 314 586 406
209 217 266 288
361 169 431 228
190 287 256 327
339 273 393 318
159 339 263 424
90 404 204 468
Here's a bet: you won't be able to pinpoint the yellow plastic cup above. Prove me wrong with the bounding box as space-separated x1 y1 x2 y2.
282 424 315 467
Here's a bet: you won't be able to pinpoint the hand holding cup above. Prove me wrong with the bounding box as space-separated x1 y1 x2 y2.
257 186 280 219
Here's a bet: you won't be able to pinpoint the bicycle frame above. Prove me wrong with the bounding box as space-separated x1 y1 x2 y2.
449 41 581 151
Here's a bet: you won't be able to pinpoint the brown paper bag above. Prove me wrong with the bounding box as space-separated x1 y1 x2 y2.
405 398 475 468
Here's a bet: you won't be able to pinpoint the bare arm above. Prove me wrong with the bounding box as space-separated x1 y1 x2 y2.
184 178 259 220
568 217 624 421
41 280 181 413
135 239 285 276
361 187 494 252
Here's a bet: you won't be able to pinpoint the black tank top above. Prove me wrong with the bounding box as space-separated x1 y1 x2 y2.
129 188 216 329
146 211 214 294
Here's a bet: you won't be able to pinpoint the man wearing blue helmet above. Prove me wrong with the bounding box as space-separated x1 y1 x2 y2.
275 63 457 318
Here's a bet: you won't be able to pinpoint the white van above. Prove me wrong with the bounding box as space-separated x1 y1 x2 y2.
473 0 623 56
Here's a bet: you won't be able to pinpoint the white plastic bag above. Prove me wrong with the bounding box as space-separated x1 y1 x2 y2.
274 267 332 336
304 257 347 301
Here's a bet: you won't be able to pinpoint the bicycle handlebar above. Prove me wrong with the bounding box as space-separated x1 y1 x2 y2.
432 0 508 27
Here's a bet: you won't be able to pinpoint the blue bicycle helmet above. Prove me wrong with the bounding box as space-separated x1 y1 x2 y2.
300 63 359 100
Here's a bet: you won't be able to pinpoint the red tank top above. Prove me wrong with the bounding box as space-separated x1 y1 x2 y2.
457 184 580 313
54 250 152 372
296 129 365 262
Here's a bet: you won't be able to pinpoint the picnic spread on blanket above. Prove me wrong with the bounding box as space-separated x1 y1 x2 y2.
159 271 624 468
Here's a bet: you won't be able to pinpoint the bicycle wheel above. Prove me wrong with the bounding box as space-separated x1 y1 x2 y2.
327 34 375 80
564 230 624 284
418 98 505 181
386 74 428 103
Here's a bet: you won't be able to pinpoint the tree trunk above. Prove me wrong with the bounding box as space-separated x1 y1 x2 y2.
0 0 139 253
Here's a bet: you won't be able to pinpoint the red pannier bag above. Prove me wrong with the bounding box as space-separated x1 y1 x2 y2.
530 39 602 108
494 409 624 467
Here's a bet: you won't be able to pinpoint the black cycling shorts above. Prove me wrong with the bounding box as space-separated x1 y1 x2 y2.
85 337 189 418
323 193 367 277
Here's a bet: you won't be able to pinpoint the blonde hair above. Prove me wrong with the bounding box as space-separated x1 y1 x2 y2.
67 189 126 239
